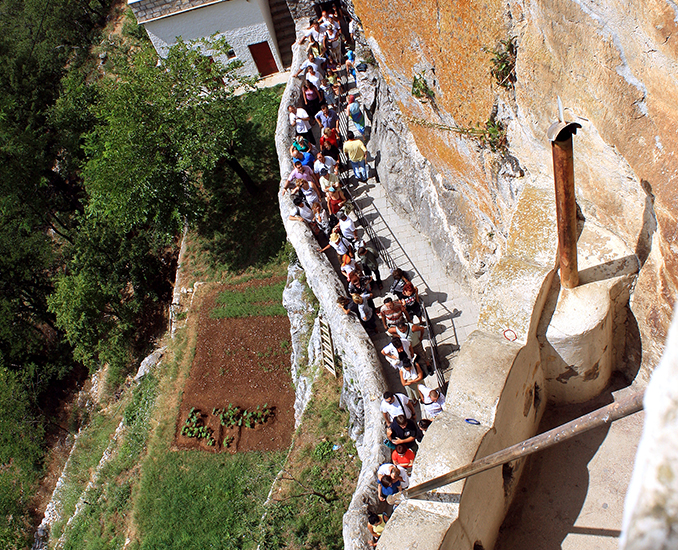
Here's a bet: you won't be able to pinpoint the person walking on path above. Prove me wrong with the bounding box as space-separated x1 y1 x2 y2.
352 293 377 333
315 103 339 130
380 391 415 424
343 131 368 182
379 298 410 330
387 414 419 452
367 512 389 548
388 320 431 374
346 94 366 135
358 245 383 289
418 385 446 419
399 359 424 403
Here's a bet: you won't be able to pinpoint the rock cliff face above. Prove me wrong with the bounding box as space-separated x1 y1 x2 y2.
351 0 677 374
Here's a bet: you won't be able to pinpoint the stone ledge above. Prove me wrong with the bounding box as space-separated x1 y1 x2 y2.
275 33 389 550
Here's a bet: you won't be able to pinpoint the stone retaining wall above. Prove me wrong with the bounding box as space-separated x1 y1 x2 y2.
275 33 389 550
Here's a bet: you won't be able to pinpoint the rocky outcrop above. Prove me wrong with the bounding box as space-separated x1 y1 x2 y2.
282 261 323 426
352 0 677 377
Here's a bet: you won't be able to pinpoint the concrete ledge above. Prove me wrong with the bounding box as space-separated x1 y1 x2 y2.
378 331 545 550
477 184 558 344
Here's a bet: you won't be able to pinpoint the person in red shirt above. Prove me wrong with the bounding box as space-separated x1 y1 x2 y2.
392 444 415 470
320 127 342 160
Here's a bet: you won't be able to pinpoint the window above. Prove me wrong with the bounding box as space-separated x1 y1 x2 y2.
227 49 236 59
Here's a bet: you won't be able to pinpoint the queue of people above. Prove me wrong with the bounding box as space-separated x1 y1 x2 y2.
283 12 446 547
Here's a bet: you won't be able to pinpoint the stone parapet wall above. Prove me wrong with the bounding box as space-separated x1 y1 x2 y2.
275 34 390 550
376 332 546 550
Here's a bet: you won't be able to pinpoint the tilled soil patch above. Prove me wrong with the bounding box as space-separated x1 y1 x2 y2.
175 282 294 453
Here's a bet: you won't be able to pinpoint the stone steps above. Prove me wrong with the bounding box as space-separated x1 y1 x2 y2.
267 0 295 68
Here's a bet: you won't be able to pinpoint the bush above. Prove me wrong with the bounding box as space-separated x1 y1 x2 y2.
0 369 44 550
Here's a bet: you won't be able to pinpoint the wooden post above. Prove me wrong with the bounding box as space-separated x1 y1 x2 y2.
390 391 644 504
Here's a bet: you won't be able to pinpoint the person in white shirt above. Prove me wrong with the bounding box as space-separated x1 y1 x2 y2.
418 385 446 419
288 196 314 224
297 19 328 49
287 105 314 144
380 391 415 423
376 463 409 489
318 168 340 194
293 52 326 78
381 337 414 369
325 24 341 61
336 211 356 242
305 66 321 90
313 152 337 175
318 230 352 257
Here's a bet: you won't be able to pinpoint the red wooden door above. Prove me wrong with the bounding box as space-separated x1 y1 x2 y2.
249 41 278 77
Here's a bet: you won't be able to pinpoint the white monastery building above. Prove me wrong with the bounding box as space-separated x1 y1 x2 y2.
129 0 295 76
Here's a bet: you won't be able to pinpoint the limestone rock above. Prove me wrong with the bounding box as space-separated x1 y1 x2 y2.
621 311 678 550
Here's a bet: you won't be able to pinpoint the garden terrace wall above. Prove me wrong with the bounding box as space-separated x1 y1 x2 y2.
275 33 390 550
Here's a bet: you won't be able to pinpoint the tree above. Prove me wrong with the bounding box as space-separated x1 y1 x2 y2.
80 35 260 242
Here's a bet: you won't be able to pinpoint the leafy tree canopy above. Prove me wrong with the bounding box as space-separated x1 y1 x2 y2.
80 35 259 241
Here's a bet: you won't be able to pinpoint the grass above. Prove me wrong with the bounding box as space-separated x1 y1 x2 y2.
258 371 360 549
133 450 283 550
49 408 124 544
59 375 159 550
211 279 287 318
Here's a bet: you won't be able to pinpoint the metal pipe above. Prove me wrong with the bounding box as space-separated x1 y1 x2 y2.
399 391 644 502
548 121 582 289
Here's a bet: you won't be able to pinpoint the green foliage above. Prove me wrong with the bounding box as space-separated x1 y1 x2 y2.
181 407 215 445
134 450 283 549
211 281 286 318
405 115 508 153
48 214 174 384
411 73 435 101
122 8 148 42
213 403 274 429
195 85 287 271
81 36 257 240
0 369 44 550
475 118 508 152
488 38 517 90
258 374 360 549
313 440 334 462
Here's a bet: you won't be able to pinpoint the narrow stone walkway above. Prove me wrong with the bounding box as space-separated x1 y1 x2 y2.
329 74 480 398
353 177 480 366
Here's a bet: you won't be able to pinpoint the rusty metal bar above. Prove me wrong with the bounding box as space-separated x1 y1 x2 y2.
548 120 582 289
399 391 644 502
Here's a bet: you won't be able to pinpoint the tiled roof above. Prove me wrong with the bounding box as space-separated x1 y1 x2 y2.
129 0 229 24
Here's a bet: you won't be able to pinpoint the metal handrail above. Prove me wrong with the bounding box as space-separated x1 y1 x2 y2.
420 299 445 391
325 77 445 391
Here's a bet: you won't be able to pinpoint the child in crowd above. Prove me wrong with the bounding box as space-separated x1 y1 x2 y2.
367 512 388 547
392 444 415 471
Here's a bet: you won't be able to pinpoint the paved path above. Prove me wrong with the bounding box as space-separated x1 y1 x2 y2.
321 73 481 399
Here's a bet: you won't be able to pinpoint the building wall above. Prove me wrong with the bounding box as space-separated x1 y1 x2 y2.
143 0 283 76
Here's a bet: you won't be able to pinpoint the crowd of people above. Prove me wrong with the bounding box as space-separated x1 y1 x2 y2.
283 9 446 547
